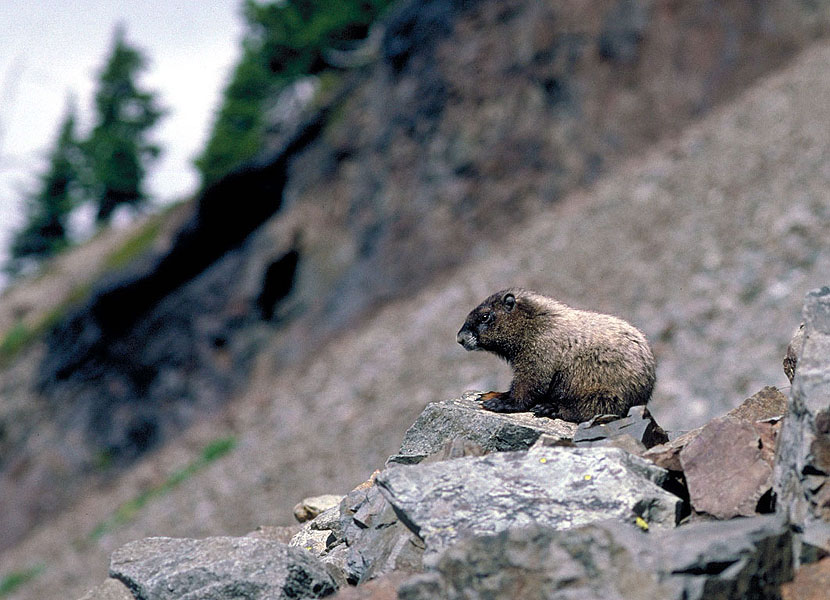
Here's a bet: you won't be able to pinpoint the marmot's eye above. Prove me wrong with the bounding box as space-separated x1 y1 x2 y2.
481 312 493 323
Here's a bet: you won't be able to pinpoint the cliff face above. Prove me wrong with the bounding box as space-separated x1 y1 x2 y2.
1 0 829 553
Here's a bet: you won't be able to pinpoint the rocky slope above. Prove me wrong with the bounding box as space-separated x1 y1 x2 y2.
74 288 830 599
3 0 829 554
3 30 830 599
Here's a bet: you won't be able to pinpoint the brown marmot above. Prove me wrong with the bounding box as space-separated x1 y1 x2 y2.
457 288 656 423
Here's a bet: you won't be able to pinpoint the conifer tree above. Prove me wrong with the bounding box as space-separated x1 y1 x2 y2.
7 100 81 273
85 26 165 223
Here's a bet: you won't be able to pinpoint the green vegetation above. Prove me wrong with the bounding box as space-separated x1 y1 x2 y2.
101 217 162 272
88 436 237 540
0 564 45 597
0 321 32 362
196 0 393 186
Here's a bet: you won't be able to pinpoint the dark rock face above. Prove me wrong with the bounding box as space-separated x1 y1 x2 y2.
109 536 337 599
377 446 682 557
775 287 830 562
398 516 792 600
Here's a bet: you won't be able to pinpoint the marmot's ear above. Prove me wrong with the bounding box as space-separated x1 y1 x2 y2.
503 293 516 311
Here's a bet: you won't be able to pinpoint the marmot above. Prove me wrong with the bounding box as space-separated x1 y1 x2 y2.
457 288 656 423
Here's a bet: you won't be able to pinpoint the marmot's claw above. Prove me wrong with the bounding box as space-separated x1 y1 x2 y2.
461 390 485 402
530 403 560 419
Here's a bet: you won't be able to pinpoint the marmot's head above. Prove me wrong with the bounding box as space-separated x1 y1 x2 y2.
457 288 535 360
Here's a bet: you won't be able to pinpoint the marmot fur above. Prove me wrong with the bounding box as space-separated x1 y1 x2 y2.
457 288 656 423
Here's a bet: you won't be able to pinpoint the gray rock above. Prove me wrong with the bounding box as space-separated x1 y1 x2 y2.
290 525 333 556
377 446 682 558
775 287 830 562
336 483 424 584
572 405 668 449
398 515 791 600
389 396 578 464
290 503 346 557
649 515 793 599
109 536 337 599
398 522 676 600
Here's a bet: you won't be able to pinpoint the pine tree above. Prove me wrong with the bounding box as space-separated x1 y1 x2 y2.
7 100 81 273
85 26 165 223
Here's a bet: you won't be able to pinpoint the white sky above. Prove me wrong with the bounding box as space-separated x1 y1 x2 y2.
0 0 245 274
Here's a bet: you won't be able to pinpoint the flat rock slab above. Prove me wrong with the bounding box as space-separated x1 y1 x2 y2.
110 536 337 600
398 515 791 600
391 396 577 462
377 446 681 557
680 416 774 518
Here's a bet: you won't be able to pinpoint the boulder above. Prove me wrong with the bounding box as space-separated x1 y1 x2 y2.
377 446 682 558
109 536 337 599
388 395 577 465
643 386 786 473
680 416 776 518
398 515 791 600
774 287 830 561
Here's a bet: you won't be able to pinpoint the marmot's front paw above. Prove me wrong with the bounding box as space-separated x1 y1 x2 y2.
481 391 521 413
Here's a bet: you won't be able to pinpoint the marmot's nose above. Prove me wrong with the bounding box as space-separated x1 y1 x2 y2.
457 329 477 350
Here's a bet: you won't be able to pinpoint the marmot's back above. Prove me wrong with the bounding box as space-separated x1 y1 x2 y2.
457 288 655 422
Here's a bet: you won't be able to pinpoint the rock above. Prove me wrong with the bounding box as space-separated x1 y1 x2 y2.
294 494 345 523
246 524 303 543
76 578 134 600
775 287 830 561
680 416 776 519
336 482 424 584
109 536 337 599
781 556 830 600
643 387 787 472
784 323 805 383
329 572 412 599
398 522 675 600
398 515 791 600
290 525 333 557
377 446 682 558
388 396 577 464
652 515 793 599
572 405 669 449
727 386 788 422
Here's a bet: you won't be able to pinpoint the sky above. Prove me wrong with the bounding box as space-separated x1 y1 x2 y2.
0 0 246 277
